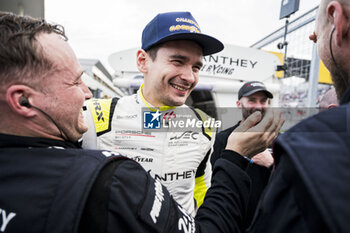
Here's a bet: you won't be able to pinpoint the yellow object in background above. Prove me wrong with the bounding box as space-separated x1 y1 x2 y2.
318 61 333 84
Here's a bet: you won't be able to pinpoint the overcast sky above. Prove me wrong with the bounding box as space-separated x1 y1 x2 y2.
45 0 320 73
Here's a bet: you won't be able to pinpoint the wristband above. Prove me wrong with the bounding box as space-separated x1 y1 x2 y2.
221 150 249 169
243 156 254 164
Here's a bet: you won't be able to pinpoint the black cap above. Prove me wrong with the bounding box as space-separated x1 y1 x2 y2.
238 81 273 99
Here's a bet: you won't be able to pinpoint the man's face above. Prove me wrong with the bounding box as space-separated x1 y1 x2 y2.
142 40 203 107
237 91 268 120
35 33 92 142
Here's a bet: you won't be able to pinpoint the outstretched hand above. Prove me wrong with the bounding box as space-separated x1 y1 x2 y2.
225 109 284 158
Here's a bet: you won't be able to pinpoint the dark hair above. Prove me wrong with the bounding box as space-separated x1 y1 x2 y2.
146 43 162 61
0 12 67 87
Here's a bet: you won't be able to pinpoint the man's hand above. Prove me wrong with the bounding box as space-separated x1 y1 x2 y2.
251 149 274 168
225 109 284 158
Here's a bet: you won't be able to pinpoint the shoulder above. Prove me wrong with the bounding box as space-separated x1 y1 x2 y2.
274 104 350 169
272 105 350 229
118 93 137 104
219 125 237 136
190 107 215 140
216 124 239 140
85 97 120 122
278 105 348 143
293 103 350 133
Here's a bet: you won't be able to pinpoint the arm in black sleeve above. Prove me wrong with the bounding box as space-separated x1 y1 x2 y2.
195 150 251 233
244 163 271 228
210 132 227 166
83 151 250 233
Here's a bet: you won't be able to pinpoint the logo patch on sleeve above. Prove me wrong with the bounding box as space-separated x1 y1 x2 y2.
88 98 112 133
138 177 170 231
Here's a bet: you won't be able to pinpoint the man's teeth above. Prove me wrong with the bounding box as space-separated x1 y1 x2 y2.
171 84 186 91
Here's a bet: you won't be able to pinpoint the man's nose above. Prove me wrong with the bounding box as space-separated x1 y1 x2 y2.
181 66 196 84
82 82 93 100
309 31 317 43
252 102 264 110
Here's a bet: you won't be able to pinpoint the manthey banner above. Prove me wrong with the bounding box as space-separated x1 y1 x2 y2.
108 44 282 84
199 44 281 81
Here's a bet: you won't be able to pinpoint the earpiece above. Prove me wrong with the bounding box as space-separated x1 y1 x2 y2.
19 96 31 108
18 96 65 138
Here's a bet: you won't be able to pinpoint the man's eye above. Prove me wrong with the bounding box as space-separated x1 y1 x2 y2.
172 60 183 65
193 66 201 73
74 80 82 85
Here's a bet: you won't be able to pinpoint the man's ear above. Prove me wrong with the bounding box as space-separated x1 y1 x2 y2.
236 99 242 108
328 103 338 109
328 1 350 46
6 85 35 117
136 49 149 73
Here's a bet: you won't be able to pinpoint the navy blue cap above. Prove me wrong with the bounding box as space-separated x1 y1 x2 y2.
141 12 224 56
238 81 273 99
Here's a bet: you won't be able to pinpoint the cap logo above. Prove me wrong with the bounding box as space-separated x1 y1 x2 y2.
175 17 200 29
249 82 265 87
169 24 200 33
169 17 201 34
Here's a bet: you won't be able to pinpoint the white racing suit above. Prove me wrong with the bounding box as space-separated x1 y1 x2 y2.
82 88 215 216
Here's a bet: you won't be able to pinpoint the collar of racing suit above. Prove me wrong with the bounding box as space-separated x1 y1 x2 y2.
138 83 176 112
0 133 81 149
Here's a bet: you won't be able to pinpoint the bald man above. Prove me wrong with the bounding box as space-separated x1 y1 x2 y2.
319 87 338 110
246 1 350 232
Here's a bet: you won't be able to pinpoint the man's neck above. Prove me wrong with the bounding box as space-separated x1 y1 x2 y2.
139 84 175 111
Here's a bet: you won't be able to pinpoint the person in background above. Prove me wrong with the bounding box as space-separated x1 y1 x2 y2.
83 11 224 216
0 12 283 233
319 86 338 110
211 80 275 228
247 0 350 231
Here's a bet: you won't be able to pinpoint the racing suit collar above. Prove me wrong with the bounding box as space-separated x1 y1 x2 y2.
0 133 81 149
138 83 176 112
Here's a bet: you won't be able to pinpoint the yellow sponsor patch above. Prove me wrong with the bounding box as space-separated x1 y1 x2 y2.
88 98 112 133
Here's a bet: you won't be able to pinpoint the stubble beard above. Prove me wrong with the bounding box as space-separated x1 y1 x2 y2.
241 105 265 121
161 94 186 107
327 26 350 100
330 66 349 101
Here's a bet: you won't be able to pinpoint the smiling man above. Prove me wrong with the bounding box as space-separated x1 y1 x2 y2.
140 40 202 107
83 11 224 216
210 81 275 228
0 11 285 233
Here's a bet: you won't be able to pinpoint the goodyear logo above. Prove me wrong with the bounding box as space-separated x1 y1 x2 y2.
169 25 200 33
